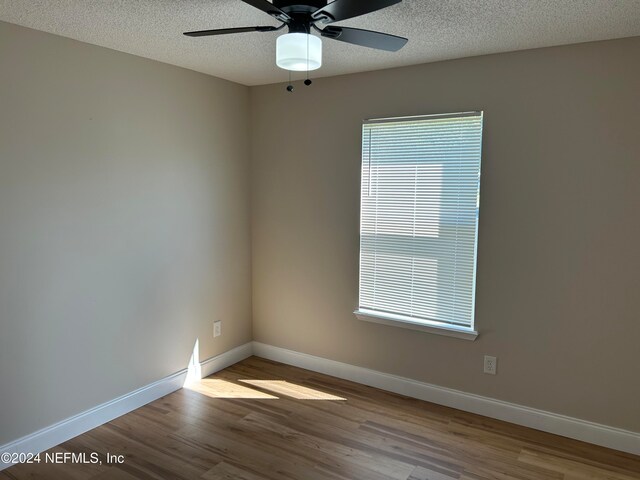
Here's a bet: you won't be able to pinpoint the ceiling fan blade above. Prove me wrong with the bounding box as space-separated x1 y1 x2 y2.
241 0 291 22
184 26 279 37
312 0 402 24
321 26 407 51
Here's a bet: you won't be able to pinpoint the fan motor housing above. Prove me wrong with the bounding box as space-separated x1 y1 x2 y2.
273 0 328 14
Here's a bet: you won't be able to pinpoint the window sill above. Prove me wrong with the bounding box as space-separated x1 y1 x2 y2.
354 309 478 341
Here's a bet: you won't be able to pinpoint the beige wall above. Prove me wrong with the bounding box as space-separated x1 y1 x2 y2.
0 21 252 444
250 37 640 432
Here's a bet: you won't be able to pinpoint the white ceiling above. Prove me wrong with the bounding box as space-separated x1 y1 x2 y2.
1 1 639 86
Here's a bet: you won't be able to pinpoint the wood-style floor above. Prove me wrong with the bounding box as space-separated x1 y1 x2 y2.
3 356 639 480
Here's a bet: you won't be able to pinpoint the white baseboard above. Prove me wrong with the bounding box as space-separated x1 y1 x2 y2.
252 342 640 456
200 342 254 378
0 342 254 471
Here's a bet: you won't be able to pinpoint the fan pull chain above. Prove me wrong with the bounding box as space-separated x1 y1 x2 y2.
286 70 293 92
286 27 314 93
305 27 312 87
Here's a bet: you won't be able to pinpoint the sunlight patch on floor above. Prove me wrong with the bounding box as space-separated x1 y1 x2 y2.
239 380 347 400
185 379 279 399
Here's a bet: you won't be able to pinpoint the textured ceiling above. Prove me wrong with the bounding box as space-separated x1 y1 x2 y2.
1 1 640 86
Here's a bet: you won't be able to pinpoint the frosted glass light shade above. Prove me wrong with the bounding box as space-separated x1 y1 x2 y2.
276 33 322 71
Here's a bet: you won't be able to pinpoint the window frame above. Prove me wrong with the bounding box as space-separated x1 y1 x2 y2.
354 112 483 341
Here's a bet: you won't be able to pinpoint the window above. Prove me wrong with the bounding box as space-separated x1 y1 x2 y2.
355 112 483 340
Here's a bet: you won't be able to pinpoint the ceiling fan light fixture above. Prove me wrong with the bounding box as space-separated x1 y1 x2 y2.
276 33 322 71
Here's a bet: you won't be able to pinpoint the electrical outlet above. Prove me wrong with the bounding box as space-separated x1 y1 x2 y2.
484 355 497 375
213 320 221 338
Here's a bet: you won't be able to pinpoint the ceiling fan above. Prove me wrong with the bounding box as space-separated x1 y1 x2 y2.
184 0 408 75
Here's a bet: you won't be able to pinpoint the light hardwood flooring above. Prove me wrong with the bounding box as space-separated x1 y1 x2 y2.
2 356 639 479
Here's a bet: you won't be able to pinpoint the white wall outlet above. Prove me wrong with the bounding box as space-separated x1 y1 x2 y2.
213 320 222 338
484 355 497 375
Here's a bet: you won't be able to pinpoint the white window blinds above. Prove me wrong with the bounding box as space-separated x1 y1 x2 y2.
358 112 483 329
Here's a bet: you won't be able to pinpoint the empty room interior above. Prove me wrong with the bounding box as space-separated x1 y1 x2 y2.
1 1 639 479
